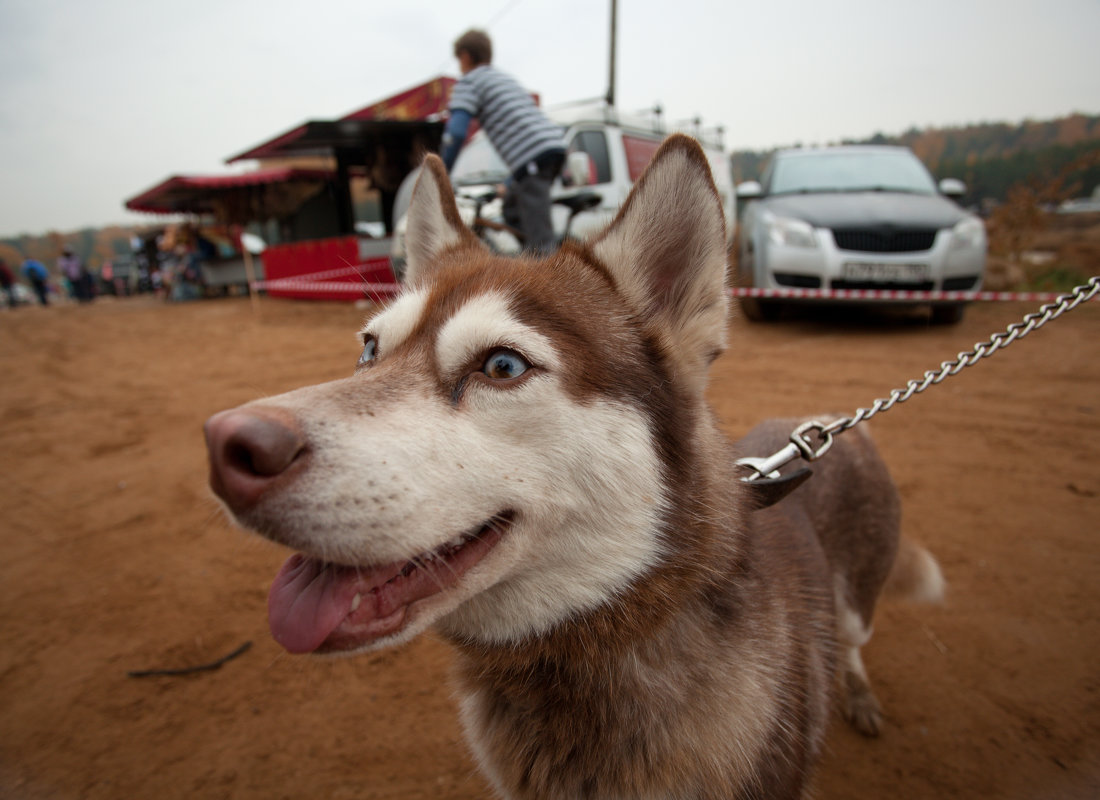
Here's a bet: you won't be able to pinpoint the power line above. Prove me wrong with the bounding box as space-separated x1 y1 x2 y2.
431 0 529 76
483 0 526 30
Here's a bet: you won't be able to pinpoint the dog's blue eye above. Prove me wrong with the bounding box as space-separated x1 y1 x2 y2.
483 350 528 381
358 336 377 366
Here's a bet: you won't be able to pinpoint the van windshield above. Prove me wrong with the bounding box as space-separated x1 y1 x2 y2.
451 133 510 186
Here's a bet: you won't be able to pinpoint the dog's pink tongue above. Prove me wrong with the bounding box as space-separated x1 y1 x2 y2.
267 555 363 654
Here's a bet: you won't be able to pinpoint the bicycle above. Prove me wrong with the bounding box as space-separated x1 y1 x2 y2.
459 186 603 253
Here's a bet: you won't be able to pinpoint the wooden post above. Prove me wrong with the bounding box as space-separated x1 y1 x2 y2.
242 246 260 316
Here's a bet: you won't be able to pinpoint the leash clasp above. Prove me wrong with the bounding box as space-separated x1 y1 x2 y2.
737 420 834 483
790 420 834 461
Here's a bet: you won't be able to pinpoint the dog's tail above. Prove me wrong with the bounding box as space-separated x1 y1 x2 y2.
883 538 946 604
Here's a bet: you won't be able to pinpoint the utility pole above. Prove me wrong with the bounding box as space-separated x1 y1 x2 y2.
606 0 617 108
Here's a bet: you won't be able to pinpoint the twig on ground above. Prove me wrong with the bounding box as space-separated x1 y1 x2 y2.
921 623 949 656
128 641 252 678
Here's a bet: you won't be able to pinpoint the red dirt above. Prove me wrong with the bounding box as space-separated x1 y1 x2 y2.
1 294 1098 799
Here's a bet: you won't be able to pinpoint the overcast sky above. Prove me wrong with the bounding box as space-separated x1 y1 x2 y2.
1 0 1098 236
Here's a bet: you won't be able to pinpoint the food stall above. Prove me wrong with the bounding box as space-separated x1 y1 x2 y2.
125 77 456 301
124 166 337 291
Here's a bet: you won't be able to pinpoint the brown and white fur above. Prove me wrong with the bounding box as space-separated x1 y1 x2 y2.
204 135 944 799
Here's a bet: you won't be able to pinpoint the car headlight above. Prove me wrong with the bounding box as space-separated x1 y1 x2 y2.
763 211 818 248
950 216 986 252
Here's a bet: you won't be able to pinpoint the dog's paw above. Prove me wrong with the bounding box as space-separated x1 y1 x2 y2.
842 674 883 737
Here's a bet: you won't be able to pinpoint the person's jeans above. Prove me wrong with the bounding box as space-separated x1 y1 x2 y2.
505 151 565 254
512 173 555 253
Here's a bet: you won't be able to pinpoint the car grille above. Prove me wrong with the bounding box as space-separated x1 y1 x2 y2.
774 273 822 289
831 279 935 291
831 228 938 253
943 276 980 291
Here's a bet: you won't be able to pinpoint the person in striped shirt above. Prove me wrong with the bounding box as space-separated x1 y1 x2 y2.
442 29 566 253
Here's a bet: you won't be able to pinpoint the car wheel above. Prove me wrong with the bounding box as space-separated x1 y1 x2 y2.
930 303 965 325
739 295 780 322
735 239 779 322
734 253 778 321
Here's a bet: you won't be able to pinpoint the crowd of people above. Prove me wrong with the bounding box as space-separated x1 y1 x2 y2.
0 250 112 309
0 223 225 310
0 254 65 308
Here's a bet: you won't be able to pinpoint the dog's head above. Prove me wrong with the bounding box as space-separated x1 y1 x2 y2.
205 135 729 656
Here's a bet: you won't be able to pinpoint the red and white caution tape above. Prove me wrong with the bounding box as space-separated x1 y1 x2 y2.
728 287 1097 303
249 264 1096 305
270 263 369 282
252 283 1097 303
252 279 402 296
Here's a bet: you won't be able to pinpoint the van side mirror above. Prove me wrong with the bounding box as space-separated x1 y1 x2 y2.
939 178 966 198
564 151 594 187
736 180 762 200
240 232 267 254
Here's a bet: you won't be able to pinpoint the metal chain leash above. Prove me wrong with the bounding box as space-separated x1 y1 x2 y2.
738 275 1100 482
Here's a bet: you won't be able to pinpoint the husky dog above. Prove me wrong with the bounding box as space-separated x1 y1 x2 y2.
205 135 943 799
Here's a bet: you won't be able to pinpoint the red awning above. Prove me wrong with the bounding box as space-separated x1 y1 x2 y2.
124 167 335 216
342 76 456 122
225 77 454 164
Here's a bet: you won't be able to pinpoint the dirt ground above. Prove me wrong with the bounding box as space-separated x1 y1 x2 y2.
1 291 1097 799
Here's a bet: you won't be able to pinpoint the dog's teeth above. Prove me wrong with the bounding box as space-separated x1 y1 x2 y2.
350 593 362 612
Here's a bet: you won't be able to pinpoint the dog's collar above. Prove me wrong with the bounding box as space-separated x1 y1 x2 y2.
739 467 813 510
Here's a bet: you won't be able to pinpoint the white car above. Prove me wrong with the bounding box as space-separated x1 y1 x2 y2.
735 145 986 323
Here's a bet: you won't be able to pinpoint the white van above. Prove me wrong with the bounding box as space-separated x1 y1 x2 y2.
390 103 734 271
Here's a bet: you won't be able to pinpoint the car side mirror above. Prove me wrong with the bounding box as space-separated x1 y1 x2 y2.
564 151 593 187
737 180 763 200
939 178 966 198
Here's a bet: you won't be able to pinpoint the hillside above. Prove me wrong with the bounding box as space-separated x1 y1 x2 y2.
729 112 1100 206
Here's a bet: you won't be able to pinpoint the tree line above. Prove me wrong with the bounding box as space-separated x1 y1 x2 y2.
0 225 149 273
729 112 1100 208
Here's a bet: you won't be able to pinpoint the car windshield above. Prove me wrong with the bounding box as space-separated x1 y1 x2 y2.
450 132 511 186
769 150 937 196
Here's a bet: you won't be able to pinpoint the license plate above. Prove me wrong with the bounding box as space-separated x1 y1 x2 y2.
842 262 929 283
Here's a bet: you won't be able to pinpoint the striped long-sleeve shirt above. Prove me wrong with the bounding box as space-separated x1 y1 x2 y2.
448 65 565 174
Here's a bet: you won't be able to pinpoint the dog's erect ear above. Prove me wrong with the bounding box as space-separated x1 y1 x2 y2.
404 154 481 283
591 134 728 394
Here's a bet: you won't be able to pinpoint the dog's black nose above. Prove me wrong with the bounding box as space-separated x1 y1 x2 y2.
204 409 306 513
